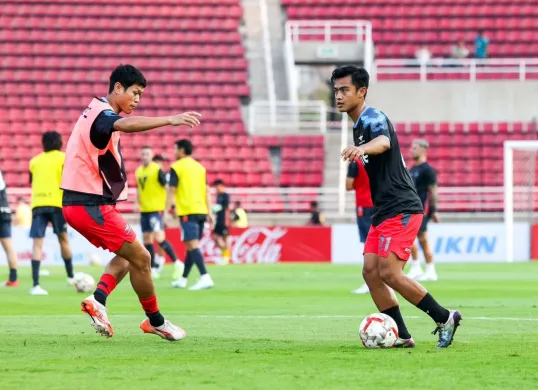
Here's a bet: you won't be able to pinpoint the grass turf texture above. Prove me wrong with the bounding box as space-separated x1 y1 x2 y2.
1 263 538 390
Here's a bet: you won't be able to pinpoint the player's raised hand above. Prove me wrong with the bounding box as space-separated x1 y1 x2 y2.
168 112 202 128
341 146 366 162
431 212 440 223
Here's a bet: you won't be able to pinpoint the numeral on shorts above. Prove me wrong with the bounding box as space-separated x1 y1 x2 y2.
379 236 392 252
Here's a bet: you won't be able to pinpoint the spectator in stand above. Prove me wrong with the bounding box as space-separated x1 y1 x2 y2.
415 45 431 66
474 31 489 59
451 41 469 59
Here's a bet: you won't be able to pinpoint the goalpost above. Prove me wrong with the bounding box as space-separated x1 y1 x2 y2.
503 140 538 262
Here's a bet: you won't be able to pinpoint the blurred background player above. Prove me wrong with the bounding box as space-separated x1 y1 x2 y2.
231 201 248 228
135 146 182 280
29 131 74 295
346 159 375 294
407 139 440 282
14 197 32 228
307 201 325 225
61 64 199 340
212 179 231 265
152 154 184 278
0 170 19 287
169 139 214 290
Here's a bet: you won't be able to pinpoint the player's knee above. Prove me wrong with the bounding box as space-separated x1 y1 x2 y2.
131 248 152 272
378 264 398 286
362 264 379 283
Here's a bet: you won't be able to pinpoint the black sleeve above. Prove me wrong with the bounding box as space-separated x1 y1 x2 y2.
347 162 358 179
90 110 122 150
157 169 167 186
231 210 239 221
223 193 230 209
425 167 438 187
168 168 179 187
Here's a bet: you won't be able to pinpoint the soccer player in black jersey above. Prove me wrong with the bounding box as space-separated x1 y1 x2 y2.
333 65 461 348
407 139 440 282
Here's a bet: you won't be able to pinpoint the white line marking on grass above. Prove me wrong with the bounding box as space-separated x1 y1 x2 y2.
1 314 538 321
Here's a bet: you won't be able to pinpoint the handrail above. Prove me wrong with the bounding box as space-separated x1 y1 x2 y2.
373 58 538 82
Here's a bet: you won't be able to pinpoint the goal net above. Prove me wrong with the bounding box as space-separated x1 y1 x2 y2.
503 140 538 262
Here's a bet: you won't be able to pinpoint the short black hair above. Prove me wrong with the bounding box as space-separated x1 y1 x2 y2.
175 139 193 155
152 154 165 162
108 64 147 93
310 201 319 208
235 201 241 207
213 179 224 186
331 65 369 96
42 131 62 152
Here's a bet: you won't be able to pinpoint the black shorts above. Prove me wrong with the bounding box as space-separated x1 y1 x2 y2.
180 214 206 242
419 215 430 233
0 218 11 238
213 224 229 237
140 211 164 233
30 206 67 238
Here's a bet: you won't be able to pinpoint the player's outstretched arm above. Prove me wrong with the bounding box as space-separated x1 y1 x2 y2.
341 136 390 161
113 112 202 133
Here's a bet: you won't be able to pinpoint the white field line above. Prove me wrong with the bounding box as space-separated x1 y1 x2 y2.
0 314 537 321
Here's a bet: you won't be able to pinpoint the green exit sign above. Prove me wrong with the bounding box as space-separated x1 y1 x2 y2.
316 46 338 58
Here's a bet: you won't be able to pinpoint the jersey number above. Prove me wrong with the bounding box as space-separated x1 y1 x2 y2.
137 177 147 190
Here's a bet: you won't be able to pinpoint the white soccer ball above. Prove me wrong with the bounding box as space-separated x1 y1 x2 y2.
359 313 399 349
73 272 96 294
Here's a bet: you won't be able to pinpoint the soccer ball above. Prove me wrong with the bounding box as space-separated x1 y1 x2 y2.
359 313 399 349
73 272 96 294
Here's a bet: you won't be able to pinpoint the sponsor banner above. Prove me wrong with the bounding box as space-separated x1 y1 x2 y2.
332 223 530 264
165 226 332 264
531 224 538 260
0 226 143 266
0 225 331 266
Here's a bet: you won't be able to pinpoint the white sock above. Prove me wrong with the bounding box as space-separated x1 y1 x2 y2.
411 260 422 269
426 263 436 273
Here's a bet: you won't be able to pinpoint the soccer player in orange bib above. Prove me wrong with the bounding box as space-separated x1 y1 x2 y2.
61 64 201 341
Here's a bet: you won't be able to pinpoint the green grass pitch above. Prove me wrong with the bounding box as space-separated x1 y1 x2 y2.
1 263 537 390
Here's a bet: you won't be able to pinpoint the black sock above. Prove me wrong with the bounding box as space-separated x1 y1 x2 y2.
417 293 450 324
31 260 40 287
9 268 17 282
147 311 165 327
191 248 208 276
159 240 178 262
382 306 412 339
182 251 194 278
63 257 74 278
93 289 108 306
144 243 156 268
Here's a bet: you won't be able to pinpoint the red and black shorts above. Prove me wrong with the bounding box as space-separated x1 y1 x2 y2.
364 213 423 261
63 205 136 253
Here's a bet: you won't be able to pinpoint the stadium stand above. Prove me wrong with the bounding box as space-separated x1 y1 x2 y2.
282 0 538 58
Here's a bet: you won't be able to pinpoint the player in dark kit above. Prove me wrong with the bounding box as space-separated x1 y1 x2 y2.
333 65 461 348
407 139 440 282
212 179 231 265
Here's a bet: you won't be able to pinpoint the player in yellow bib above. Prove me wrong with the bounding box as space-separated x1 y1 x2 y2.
167 139 214 291
29 131 74 295
135 146 182 280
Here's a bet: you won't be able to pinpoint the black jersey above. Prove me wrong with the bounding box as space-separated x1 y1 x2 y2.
353 106 423 226
215 192 230 226
409 162 437 208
